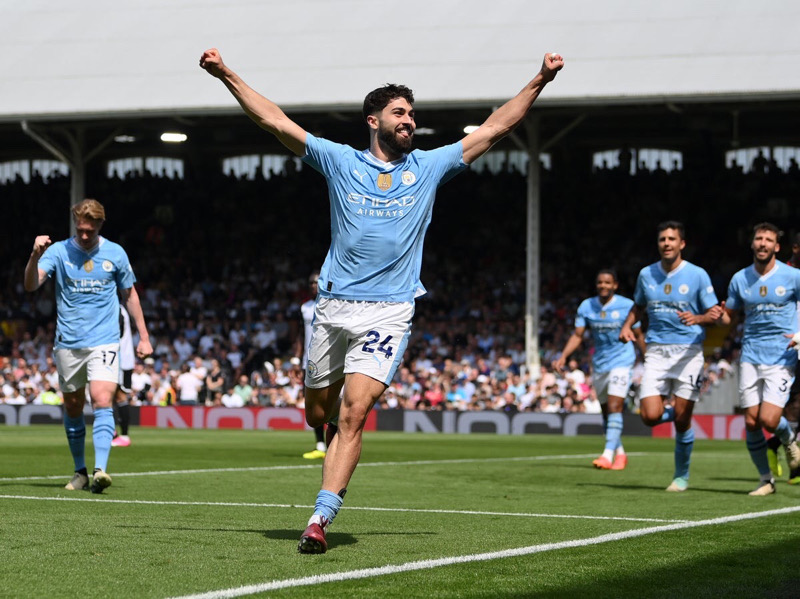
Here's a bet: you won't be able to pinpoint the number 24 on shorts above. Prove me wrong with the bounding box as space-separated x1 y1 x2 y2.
361 331 394 359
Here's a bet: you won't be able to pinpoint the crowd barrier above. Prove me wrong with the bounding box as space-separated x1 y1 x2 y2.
0 405 748 440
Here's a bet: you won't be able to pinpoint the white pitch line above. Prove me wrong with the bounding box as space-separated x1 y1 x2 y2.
0 452 647 483
168 505 800 599
0 494 684 523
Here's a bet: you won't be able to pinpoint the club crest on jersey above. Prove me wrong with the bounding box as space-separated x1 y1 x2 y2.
401 171 416 185
664 284 672 295
679 284 689 295
102 260 114 272
377 173 392 190
760 286 768 297
611 310 620 319
776 286 786 297
84 260 94 273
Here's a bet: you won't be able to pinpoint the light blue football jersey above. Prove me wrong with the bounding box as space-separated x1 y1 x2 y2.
38 237 137 349
575 294 636 373
303 134 467 302
633 260 718 345
725 261 800 366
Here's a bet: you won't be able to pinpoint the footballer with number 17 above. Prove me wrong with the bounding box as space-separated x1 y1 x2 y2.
24 199 152 494
200 47 564 554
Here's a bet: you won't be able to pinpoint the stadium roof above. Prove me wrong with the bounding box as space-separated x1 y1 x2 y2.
1 1 799 164
3 0 800 121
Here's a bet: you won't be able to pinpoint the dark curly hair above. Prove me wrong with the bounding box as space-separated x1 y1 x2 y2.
362 84 415 122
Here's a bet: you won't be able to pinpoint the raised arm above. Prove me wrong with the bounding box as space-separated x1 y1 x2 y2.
120 286 153 359
461 53 564 165
24 235 52 292
199 48 307 157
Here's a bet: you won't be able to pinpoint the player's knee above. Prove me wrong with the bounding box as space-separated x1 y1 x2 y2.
306 409 327 428
640 414 660 427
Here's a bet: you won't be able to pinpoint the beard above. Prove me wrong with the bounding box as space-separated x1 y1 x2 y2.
378 122 414 156
754 250 775 267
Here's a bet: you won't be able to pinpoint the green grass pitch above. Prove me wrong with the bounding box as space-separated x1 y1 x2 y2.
1 426 798 598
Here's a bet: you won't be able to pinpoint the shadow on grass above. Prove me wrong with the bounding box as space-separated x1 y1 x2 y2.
509 537 800 599
575 481 754 495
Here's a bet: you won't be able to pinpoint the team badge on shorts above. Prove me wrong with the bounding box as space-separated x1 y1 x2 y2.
307 361 318 378
84 260 94 272
401 171 416 185
102 260 114 272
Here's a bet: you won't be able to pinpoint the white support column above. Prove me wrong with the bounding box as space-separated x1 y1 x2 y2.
523 115 541 374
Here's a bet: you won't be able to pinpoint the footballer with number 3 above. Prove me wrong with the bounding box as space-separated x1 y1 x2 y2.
620 221 724 492
24 199 152 494
200 47 564 553
719 223 800 495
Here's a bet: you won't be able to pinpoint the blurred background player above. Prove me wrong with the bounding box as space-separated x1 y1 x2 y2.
112 305 135 447
721 223 800 495
301 273 327 459
620 221 724 492
766 231 800 484
24 199 152 493
554 269 644 470
200 47 564 553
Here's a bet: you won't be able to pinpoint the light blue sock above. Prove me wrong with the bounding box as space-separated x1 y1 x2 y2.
661 405 676 423
746 429 771 477
92 408 115 472
64 413 86 472
775 417 794 446
313 489 344 525
605 412 623 453
674 427 695 480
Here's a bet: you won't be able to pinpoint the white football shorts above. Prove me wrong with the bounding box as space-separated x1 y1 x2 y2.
593 366 633 404
639 343 705 402
305 298 413 388
55 343 121 393
738 362 796 409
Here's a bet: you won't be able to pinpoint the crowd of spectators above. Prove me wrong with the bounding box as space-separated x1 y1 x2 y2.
1 148 796 413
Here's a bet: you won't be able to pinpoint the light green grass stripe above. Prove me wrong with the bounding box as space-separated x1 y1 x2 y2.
0 494 685 523
167 505 800 599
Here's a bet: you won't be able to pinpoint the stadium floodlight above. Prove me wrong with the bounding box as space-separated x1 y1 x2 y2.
160 132 187 143
114 135 136 143
463 125 479 134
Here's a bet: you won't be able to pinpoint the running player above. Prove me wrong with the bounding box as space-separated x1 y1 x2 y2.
620 221 724 492
554 269 644 470
24 199 152 493
200 47 564 553
720 223 800 495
